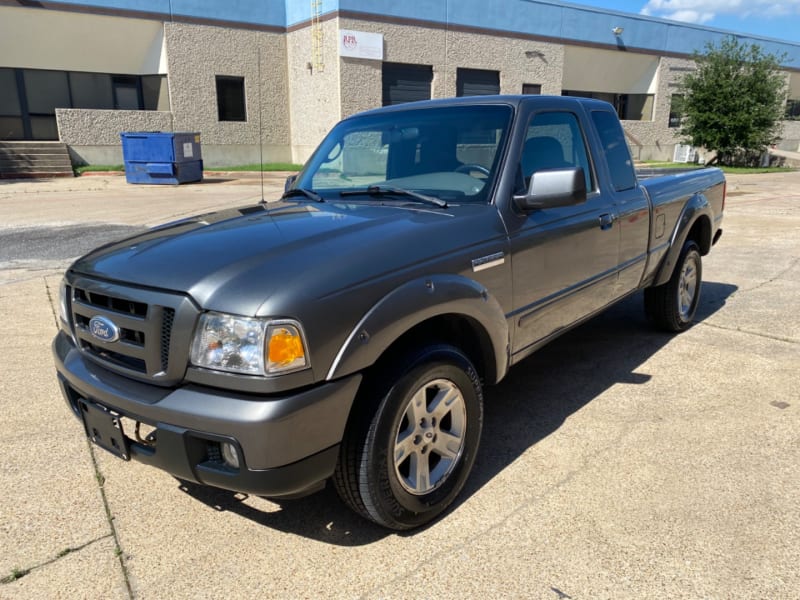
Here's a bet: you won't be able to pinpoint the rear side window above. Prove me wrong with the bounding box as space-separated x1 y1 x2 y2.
521 111 594 192
591 110 636 192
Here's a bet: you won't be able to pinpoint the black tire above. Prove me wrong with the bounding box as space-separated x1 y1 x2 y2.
333 345 483 530
644 240 702 332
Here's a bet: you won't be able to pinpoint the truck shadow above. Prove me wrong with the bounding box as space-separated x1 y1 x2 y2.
176 281 737 545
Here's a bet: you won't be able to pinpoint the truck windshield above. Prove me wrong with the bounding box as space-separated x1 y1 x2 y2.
293 105 513 204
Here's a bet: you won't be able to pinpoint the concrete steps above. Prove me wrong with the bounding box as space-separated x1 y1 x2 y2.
0 141 74 179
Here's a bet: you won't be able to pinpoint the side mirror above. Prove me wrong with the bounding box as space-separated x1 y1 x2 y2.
284 174 298 192
513 167 587 212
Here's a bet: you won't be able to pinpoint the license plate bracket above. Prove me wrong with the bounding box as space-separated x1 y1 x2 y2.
79 400 130 460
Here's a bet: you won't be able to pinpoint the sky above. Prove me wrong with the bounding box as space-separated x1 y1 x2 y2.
567 0 800 43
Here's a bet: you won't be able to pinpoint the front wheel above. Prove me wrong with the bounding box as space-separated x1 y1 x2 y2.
333 345 483 530
645 240 702 332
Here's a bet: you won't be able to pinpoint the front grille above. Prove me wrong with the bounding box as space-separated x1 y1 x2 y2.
68 278 194 384
74 287 147 317
81 341 148 372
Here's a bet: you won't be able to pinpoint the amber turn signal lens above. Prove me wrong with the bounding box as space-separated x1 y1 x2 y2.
266 324 307 373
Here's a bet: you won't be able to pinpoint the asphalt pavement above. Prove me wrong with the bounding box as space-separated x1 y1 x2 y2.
0 172 798 599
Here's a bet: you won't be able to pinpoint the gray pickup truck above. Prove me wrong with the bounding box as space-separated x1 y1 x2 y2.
54 96 724 529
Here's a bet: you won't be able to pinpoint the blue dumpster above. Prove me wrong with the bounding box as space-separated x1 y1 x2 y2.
120 132 203 184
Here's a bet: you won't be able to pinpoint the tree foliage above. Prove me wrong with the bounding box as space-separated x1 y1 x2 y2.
679 36 787 166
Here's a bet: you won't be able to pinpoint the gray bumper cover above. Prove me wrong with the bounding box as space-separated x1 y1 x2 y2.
53 332 361 497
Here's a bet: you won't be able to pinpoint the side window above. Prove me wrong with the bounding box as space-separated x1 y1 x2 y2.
591 110 637 192
520 111 593 192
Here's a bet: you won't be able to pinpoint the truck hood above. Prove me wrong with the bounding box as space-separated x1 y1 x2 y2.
71 199 498 315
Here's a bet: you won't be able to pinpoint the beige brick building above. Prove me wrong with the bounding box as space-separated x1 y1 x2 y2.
1 1 798 166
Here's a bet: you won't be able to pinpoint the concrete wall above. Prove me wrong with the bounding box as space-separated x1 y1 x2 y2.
778 121 800 152
337 16 564 112
56 109 173 164
164 22 291 165
286 19 343 163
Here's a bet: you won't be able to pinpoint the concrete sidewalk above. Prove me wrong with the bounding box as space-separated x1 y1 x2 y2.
1 172 798 598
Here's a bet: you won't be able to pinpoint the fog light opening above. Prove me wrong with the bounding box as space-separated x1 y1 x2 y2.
221 442 240 469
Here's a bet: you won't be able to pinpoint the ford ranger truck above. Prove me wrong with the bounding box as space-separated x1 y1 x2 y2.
54 96 724 530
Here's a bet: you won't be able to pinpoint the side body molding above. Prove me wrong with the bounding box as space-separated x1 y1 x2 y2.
652 193 713 287
326 275 509 383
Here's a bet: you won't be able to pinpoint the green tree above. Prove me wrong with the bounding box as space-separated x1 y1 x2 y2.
679 36 788 166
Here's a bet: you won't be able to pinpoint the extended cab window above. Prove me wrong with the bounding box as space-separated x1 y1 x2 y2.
299 105 513 203
520 111 594 192
591 110 637 192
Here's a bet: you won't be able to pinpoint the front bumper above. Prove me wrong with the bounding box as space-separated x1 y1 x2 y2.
53 332 361 498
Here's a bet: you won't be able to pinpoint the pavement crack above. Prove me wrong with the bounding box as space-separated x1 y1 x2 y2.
0 534 113 584
44 275 60 329
88 442 135 599
737 256 799 294
697 320 798 344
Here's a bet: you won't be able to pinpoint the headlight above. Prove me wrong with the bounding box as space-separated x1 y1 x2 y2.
190 312 308 376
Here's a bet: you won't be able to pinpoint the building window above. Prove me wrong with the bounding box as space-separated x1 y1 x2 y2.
786 99 800 120
457 68 500 97
216 76 246 122
0 68 24 140
112 76 141 110
382 63 433 106
0 68 168 141
522 83 542 95
669 94 684 128
562 90 654 121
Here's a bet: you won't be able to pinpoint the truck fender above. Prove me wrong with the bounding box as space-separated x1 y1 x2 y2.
325 274 509 383
653 193 713 287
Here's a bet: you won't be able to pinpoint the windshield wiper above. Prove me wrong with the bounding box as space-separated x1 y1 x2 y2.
281 188 324 203
339 185 447 208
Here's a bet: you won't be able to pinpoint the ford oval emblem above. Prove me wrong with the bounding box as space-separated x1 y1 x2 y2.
89 316 120 343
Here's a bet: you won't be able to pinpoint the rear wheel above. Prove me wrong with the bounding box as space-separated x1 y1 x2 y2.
645 240 702 332
333 345 483 530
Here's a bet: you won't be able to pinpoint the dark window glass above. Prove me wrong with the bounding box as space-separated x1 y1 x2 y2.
786 99 800 120
0 69 22 116
216 76 246 121
30 115 59 140
669 94 684 128
521 111 593 192
562 90 653 121
24 69 71 114
112 76 141 110
141 75 169 111
382 63 432 106
591 110 637 192
457 68 500 97
0 117 25 140
69 72 113 109
522 83 542 95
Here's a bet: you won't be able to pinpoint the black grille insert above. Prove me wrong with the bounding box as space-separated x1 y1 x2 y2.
160 308 175 371
81 341 147 373
74 288 147 317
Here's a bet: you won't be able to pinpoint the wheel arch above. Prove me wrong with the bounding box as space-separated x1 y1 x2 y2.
653 195 713 287
326 275 509 385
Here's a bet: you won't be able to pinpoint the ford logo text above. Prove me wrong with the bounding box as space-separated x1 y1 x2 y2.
89 316 121 343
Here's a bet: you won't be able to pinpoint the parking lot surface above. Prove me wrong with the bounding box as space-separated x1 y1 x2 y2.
1 171 798 599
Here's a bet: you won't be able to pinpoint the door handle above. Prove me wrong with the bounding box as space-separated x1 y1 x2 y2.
599 213 615 230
